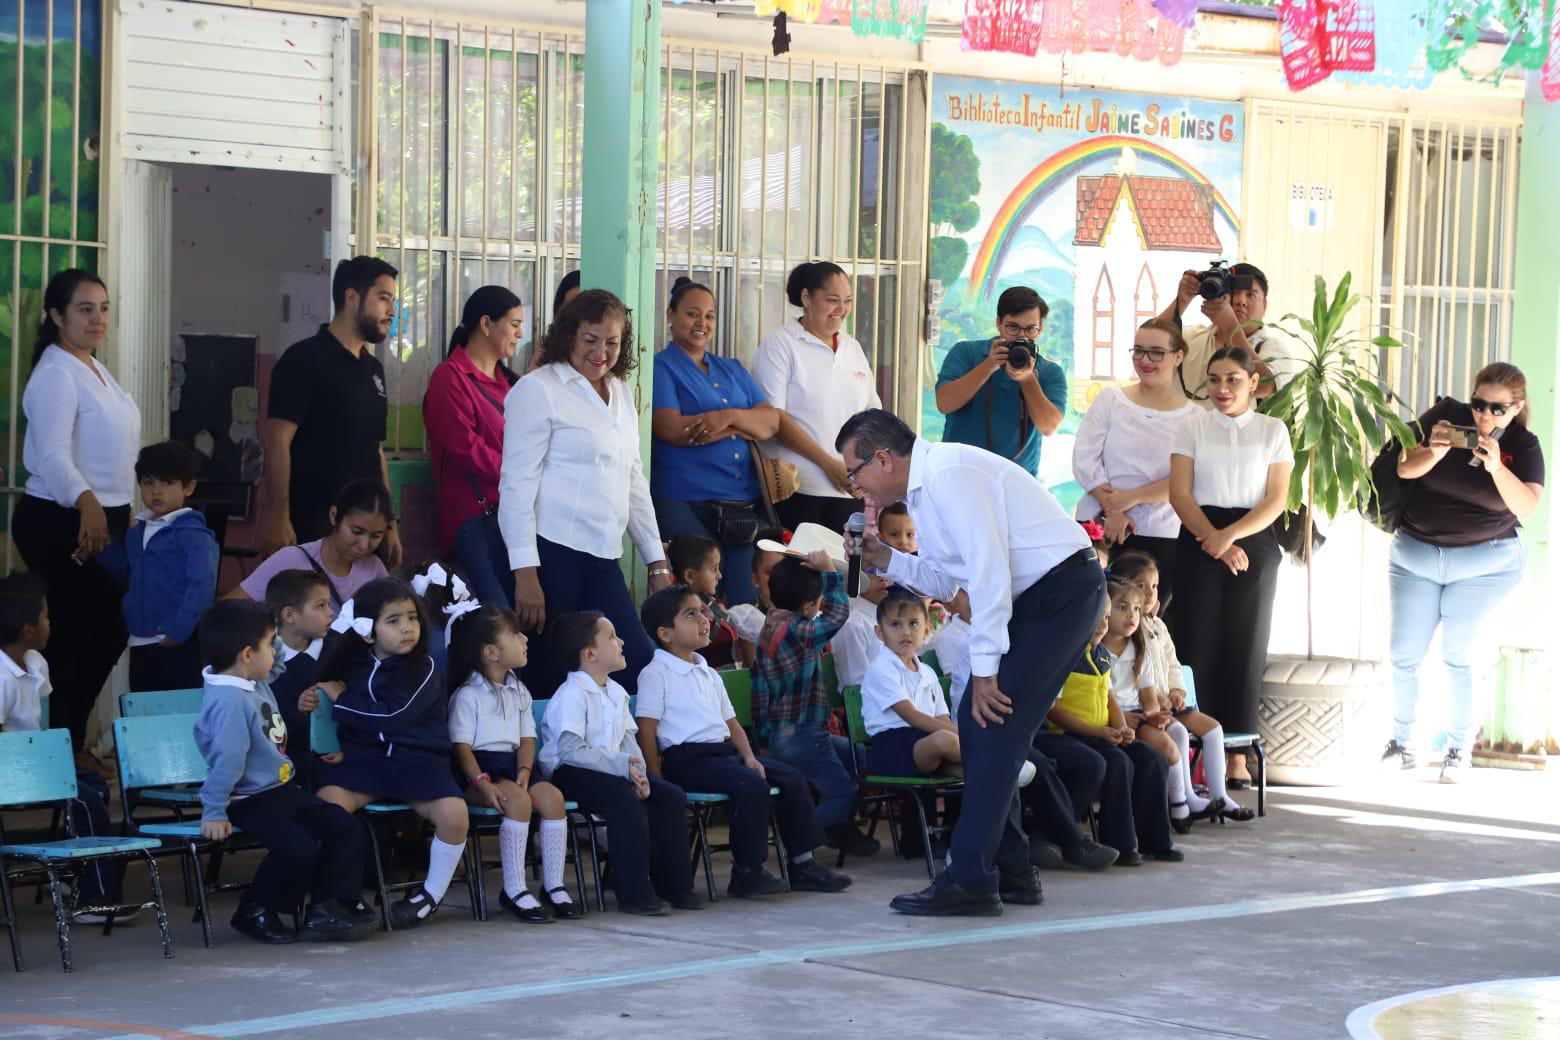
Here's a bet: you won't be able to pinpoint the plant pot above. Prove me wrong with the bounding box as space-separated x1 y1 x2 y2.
1259 654 1389 786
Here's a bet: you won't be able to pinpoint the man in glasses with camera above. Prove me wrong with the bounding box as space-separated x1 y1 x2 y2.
934 286 1068 476
1157 261 1301 404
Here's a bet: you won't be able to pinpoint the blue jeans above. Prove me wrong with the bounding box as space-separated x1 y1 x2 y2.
765 722 857 829
521 537 657 697
449 513 515 609
652 496 759 606
1388 532 1525 752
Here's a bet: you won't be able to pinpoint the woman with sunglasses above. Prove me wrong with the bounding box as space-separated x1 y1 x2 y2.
1384 362 1544 783
1072 319 1200 615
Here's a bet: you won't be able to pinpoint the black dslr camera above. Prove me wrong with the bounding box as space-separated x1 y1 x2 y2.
1195 261 1255 301
1003 337 1035 370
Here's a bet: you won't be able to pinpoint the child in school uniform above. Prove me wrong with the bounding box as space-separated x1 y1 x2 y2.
314 577 469 929
667 532 744 669
539 611 702 916
0 573 130 921
726 526 787 651
446 603 580 922
264 570 334 790
859 588 969 780
1033 595 1181 867
635 585 852 899
194 599 376 944
96 441 219 692
408 559 474 680
836 502 923 689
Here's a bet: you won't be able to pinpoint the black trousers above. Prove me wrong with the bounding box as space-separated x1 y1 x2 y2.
11 496 130 748
947 557 1107 894
1020 745 1104 849
72 767 125 903
129 640 204 693
660 740 824 868
550 765 693 906
225 783 367 913
1170 507 1281 733
1119 533 1179 626
1034 733 1173 855
774 494 858 536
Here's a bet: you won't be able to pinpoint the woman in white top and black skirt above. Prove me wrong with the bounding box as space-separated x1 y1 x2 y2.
1072 318 1202 619
1168 345 1294 746
13 269 143 749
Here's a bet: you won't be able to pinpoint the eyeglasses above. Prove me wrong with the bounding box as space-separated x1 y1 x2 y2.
845 450 882 485
1000 321 1043 338
1128 346 1169 363
1470 395 1513 417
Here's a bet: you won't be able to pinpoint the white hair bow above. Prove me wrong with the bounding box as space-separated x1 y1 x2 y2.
411 562 448 598
330 598 374 639
443 598 483 647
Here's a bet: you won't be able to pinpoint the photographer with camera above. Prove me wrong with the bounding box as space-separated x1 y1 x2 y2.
934 287 1067 477
1158 261 1299 404
1384 362 1544 783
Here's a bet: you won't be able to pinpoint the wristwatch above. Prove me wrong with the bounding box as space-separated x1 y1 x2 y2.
648 564 672 578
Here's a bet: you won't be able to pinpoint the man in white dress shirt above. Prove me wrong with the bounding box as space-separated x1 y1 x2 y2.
838 409 1107 916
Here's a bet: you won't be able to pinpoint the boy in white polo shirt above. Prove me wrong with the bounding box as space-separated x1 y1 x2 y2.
635 585 851 899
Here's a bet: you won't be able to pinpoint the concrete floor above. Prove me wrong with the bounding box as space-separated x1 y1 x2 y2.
3 767 1558 1040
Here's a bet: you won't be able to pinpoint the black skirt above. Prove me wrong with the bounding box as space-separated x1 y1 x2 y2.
320 746 463 802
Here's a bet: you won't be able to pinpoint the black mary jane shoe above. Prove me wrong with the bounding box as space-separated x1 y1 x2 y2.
500 888 554 923
889 872 1003 917
1187 800 1225 827
1170 803 1195 835
1217 800 1256 823
545 886 583 920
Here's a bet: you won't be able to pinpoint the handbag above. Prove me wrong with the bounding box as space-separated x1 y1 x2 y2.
1360 440 1413 534
1274 505 1326 560
750 443 800 528
690 499 762 546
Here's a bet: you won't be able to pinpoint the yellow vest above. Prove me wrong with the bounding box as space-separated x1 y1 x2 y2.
1053 645 1110 730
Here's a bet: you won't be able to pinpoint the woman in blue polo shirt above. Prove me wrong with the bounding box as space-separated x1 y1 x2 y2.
651 277 779 606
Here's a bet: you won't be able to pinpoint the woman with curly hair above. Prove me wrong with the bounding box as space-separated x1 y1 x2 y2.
498 289 673 695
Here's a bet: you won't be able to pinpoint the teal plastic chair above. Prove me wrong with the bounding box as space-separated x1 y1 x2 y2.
1 729 172 971
310 699 481 928
119 689 204 717
1181 666 1266 817
113 714 252 948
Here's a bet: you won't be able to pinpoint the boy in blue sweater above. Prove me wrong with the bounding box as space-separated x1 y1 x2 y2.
194 600 375 944
98 442 220 692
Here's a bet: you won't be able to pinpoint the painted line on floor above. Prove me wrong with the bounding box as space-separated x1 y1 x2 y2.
101 869 1560 1040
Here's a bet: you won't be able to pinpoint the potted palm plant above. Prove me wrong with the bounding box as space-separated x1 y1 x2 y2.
1255 273 1417 785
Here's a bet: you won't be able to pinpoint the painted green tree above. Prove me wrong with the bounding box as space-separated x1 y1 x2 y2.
928 123 980 288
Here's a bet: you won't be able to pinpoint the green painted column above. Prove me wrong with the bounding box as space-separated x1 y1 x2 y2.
1501 70 1560 748
580 0 662 592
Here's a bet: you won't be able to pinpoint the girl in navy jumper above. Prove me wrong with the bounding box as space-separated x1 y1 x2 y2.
315 577 468 928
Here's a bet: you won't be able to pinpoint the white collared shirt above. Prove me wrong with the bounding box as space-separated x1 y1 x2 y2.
135 506 195 548
831 597 884 688
202 668 257 692
751 319 881 498
1108 643 1159 713
634 649 735 751
927 616 972 714
499 362 665 570
1072 386 1201 539
22 345 142 507
539 670 637 776
280 638 324 665
883 439 1089 678
449 670 536 752
0 649 51 732
1170 408 1293 509
859 645 948 736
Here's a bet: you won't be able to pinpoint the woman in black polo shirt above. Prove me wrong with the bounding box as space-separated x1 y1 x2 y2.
1384 363 1544 782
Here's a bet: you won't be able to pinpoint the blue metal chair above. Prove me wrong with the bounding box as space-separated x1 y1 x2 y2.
1182 666 1266 817
119 689 204 717
113 714 250 948
1 730 173 972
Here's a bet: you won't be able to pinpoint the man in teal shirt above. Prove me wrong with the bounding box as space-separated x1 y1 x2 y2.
934 287 1067 476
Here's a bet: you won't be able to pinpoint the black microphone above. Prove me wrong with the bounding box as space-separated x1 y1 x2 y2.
846 512 867 598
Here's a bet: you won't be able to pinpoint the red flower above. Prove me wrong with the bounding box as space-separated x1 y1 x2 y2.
779 529 793 545
1080 520 1105 541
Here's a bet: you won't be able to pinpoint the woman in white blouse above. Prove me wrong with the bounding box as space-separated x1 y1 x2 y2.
1073 318 1201 614
751 262 881 534
1168 345 1293 745
499 289 673 695
13 269 143 749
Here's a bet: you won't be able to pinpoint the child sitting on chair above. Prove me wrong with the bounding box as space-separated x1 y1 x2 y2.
858 588 966 780
194 599 376 944
539 611 702 916
0 574 130 922
264 570 334 789
635 584 851 899
667 532 744 669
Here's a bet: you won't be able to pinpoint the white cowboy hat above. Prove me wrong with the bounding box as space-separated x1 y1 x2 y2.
755 522 846 567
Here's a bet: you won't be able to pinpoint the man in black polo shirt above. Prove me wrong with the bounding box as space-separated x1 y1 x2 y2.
260 256 403 568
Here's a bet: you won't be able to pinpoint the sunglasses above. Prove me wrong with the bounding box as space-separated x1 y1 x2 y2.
1128 346 1169 363
1470 395 1514 417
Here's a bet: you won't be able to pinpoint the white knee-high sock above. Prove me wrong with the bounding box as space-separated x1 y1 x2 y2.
423 836 465 903
540 818 571 901
1200 725 1237 809
499 818 530 900
1169 721 1210 813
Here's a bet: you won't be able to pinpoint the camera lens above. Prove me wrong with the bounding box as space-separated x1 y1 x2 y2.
1006 340 1033 369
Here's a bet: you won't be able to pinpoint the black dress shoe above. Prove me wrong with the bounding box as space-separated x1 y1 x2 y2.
823 823 881 857
889 873 1003 917
728 865 788 899
500 887 554 923
1030 841 1066 870
1114 849 1144 867
231 902 298 944
667 890 706 911
1061 839 1119 871
1149 848 1185 862
388 884 440 929
998 867 1044 906
545 886 583 920
619 897 669 917
301 901 375 942
787 858 852 893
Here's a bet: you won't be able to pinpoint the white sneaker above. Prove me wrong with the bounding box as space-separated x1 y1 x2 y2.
1017 760 1037 788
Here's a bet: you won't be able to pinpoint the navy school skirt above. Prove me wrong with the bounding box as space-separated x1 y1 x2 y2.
320 746 463 802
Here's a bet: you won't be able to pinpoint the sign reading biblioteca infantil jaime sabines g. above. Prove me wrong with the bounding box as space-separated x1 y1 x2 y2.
926 78 1243 511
